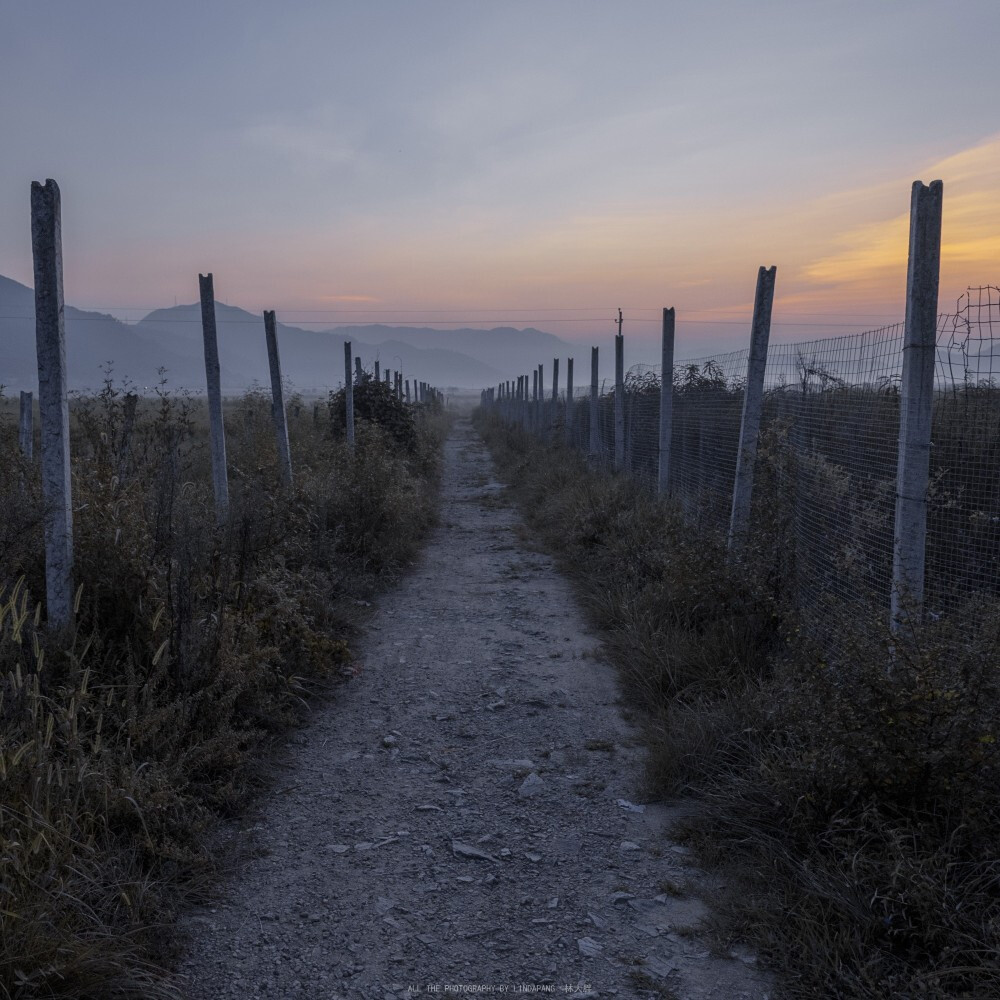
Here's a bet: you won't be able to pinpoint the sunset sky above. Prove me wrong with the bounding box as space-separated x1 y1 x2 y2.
1 0 998 357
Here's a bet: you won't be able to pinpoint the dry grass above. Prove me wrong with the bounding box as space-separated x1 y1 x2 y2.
0 375 448 999
476 410 1000 1000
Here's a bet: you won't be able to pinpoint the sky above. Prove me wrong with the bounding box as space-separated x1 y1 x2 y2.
1 0 999 358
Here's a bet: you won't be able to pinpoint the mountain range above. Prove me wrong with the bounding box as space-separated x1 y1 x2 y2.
0 273 576 395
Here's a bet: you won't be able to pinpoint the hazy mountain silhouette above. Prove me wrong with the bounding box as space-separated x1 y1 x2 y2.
326 324 576 376
0 273 204 391
2 273 590 394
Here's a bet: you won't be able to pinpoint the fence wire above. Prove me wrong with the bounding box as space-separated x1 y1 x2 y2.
488 285 1000 631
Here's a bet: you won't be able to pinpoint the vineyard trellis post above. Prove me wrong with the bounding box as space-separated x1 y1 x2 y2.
30 179 74 627
355 356 363 384
614 322 624 472
263 310 293 487
589 346 599 457
536 363 543 434
551 357 559 433
891 179 943 634
405 379 411 403
727 265 776 553
18 390 33 459
344 341 356 448
374 359 380 382
565 357 574 445
658 307 675 495
199 272 230 525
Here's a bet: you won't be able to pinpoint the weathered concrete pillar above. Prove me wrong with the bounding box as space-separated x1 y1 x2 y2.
405 379 411 403
30 179 73 626
614 334 624 472
552 358 559 403
374 359 380 382
728 266 777 552
355 356 363 384
199 273 230 524
18 390 33 459
589 346 599 457
891 180 943 634
264 310 293 486
536 363 544 434
658 308 675 495
565 358 574 445
344 341 356 448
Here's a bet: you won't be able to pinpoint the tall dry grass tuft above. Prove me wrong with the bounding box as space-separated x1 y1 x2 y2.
476 408 1000 1000
0 374 448 999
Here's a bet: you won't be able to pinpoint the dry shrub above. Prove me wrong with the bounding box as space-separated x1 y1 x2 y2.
0 378 446 999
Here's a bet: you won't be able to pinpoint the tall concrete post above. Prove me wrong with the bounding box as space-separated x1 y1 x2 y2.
728 266 777 552
355 356 363 384
552 358 559 403
537 363 544 434
658 308 675 495
589 347 599 457
565 358 574 446
344 341 356 448
18 390 33 459
30 179 73 627
405 379 411 403
891 180 943 633
614 334 624 472
264 310 293 487
199 273 230 525
374 359 380 382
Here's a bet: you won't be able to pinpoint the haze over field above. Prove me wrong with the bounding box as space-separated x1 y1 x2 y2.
1 1 998 369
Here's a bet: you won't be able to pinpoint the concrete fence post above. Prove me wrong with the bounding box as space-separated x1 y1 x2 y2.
118 392 138 483
405 379 411 403
344 341 356 449
565 358 574 446
30 179 74 627
199 273 230 525
658 308 675 495
18 390 33 459
536 363 543 434
374 360 380 382
355 356 363 384
264 310 293 487
728 265 777 553
614 333 624 472
891 179 943 634
589 346 599 457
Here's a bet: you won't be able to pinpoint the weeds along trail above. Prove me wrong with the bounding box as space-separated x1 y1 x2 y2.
476 411 1000 1000
0 380 447 1000
175 416 770 1000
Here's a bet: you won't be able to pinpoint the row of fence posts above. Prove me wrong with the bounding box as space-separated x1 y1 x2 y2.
482 179 944 636
20 178 441 627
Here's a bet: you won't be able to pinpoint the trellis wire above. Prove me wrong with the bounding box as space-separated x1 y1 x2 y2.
490 285 1000 631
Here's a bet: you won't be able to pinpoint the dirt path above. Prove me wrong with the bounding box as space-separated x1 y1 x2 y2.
176 417 771 999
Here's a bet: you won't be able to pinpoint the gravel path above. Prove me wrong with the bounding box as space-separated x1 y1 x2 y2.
175 417 771 999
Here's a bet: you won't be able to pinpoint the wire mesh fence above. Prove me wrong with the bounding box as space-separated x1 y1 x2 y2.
484 285 1000 633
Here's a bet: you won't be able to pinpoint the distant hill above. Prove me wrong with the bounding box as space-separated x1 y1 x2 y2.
0 273 206 391
0 272 590 394
135 304 504 393
326 324 576 376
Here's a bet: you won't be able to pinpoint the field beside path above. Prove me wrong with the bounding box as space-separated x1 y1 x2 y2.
475 410 1000 1000
0 380 445 1000
176 415 770 1000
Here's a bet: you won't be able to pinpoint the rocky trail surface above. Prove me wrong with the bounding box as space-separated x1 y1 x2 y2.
176 417 771 999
